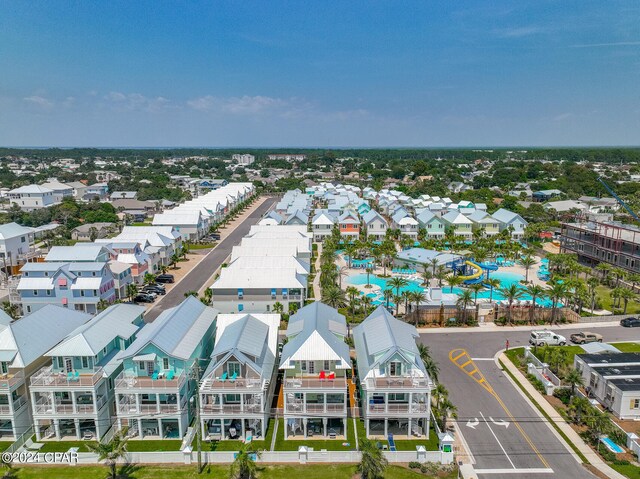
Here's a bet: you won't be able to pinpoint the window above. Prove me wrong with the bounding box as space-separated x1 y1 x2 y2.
46 290 51 296
389 361 402 376
227 361 241 377
224 394 240 404
81 357 89 369
163 358 170 370
0 362 7 375
300 361 307 372
139 361 145 371
323 360 330 371
20 236 25 243
308 361 315 374
33 290 38 296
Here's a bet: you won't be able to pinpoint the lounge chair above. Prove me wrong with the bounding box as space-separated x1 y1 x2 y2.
67 372 73 381
328 372 335 380
230 372 238 382
220 372 228 382
74 371 79 381
152 371 159 380
319 371 326 380
166 370 175 381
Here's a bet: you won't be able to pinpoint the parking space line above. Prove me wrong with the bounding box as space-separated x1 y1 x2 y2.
475 468 554 475
449 348 551 470
479 411 515 469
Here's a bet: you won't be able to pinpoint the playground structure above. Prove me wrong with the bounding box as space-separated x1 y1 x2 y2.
458 260 498 285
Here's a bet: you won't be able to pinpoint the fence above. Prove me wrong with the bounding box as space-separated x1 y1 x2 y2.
577 313 636 323
524 347 562 394
74 449 453 465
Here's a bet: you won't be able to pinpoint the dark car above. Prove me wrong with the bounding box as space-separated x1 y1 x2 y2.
621 317 640 327
134 293 155 303
155 274 175 284
142 285 166 295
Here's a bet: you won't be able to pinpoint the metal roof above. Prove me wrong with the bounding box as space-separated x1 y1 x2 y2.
0 222 34 240
46 245 108 262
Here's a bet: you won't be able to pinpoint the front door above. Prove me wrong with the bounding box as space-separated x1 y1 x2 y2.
147 362 155 375
64 358 73 373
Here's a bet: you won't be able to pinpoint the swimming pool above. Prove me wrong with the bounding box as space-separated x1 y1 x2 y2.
347 270 554 306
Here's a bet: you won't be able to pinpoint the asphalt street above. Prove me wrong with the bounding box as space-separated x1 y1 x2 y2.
144 196 277 322
421 325 640 478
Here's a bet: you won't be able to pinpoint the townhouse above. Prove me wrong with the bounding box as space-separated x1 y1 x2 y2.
30 304 145 441
467 211 500 237
8 185 57 211
416 211 446 239
353 306 433 438
199 312 279 440
441 211 473 239
362 210 388 241
17 261 116 315
113 297 217 440
0 223 36 270
40 180 74 203
311 212 335 242
0 306 91 440
338 211 360 241
152 211 206 242
104 243 150 285
71 223 116 242
392 211 419 239
279 303 352 439
491 208 528 239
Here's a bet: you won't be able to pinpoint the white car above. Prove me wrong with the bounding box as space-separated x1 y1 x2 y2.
529 330 567 346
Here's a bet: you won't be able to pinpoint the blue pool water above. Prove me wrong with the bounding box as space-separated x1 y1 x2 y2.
601 436 624 454
344 256 374 267
347 270 554 306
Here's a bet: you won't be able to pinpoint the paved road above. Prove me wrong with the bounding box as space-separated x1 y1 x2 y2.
145 196 277 322
421 325 640 478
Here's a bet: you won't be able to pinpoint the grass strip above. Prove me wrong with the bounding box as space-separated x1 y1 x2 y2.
498 357 589 464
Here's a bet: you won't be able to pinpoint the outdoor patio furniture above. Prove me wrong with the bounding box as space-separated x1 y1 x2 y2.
152 371 159 380
230 372 238 382
166 370 175 381
83 430 94 440
220 372 228 382
24 438 45 451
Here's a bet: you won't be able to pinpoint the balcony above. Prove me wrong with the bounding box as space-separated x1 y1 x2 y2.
117 402 179 415
200 377 263 392
33 395 106 415
30 366 103 388
367 376 431 390
115 371 186 390
201 401 263 414
367 403 429 414
0 371 25 390
0 396 27 415
285 402 347 414
284 377 347 390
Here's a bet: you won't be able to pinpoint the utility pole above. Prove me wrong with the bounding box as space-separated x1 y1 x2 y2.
190 359 203 473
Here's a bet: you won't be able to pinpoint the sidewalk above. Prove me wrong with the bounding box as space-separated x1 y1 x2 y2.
418 320 620 334
500 352 626 479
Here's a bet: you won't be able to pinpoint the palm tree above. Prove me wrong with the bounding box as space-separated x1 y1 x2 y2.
85 428 129 479
420 267 433 287
170 253 180 269
346 286 359 315
629 273 640 292
612 267 627 288
430 258 439 277
456 290 473 324
610 287 622 310
322 287 347 309
587 277 599 312
1 301 19 320
486 278 501 303
547 281 568 325
126 283 138 302
567 396 590 425
144 273 156 285
409 291 427 326
361 295 373 316
619 287 636 314
524 284 546 325
595 262 611 283
344 244 358 268
393 294 403 316
519 255 536 282
229 444 261 479
445 274 462 293
469 283 484 304
389 276 408 297
499 284 525 326
383 288 393 309
417 343 439 382
337 266 349 289
97 299 110 312
365 267 374 288
435 265 447 287
358 438 388 479
272 302 284 314
564 367 584 397
184 290 198 298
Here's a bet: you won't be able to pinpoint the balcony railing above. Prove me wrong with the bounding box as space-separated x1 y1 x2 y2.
284 402 347 414
117 402 179 414
367 403 429 414
0 371 25 390
30 366 103 388
115 371 185 390
33 395 106 415
284 377 347 389
200 377 263 391
367 376 431 389
200 402 263 414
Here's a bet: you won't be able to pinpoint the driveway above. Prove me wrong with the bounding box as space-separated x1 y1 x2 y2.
144 196 277 322
422 324 640 478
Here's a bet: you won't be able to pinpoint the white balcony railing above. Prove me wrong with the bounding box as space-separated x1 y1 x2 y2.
30 366 103 388
115 371 186 390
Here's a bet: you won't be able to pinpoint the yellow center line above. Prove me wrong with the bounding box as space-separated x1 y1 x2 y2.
449 348 550 469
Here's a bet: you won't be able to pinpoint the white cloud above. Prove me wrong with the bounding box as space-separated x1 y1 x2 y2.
187 94 289 115
493 26 545 38
104 91 171 112
23 95 54 109
570 41 640 48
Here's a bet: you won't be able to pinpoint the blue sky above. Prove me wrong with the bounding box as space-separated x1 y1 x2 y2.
0 1 638 147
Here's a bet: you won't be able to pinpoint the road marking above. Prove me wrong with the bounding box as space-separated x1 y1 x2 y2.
466 418 479 429
479 411 515 469
474 468 554 475
490 417 510 428
449 348 551 470
471 357 497 361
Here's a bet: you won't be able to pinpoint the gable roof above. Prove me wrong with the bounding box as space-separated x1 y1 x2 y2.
491 208 527 224
442 210 473 225
362 210 387 225
114 296 217 361
46 244 109 262
312 212 335 226
279 302 350 368
0 222 34 240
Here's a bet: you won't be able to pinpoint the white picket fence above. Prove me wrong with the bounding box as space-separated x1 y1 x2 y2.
73 449 453 466
524 347 562 394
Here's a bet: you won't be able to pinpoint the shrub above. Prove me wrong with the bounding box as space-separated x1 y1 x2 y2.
613 459 630 466
526 374 547 394
553 388 572 405
420 463 439 474
600 448 616 462
408 461 421 469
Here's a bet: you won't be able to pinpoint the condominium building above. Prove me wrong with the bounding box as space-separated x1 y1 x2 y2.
232 154 255 165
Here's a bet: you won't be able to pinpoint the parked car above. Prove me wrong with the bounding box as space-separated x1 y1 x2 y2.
621 317 640 328
142 285 166 295
529 330 567 346
145 282 165 291
155 274 175 283
133 293 155 303
570 332 603 344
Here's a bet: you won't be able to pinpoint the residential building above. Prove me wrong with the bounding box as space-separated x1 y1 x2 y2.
561 220 640 274
30 304 145 441
267 154 306 162
113 297 218 440
532 189 562 202
279 302 351 439
71 223 116 242
284 210 309 226
544 200 588 214
109 191 138 201
491 208 528 239
153 211 206 241
441 211 473 239
362 210 388 241
108 261 134 300
416 211 445 239
105 243 150 285
311 212 335 242
45 244 111 263
392 211 419 239
467 211 500 237
574 352 640 420
8 185 56 211
353 306 433 438
0 223 36 270
0 306 91 440
17 262 116 315
84 183 109 200
338 211 360 241
232 154 255 165
40 180 74 203
199 312 279 440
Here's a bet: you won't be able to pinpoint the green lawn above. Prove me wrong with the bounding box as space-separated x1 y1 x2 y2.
391 422 439 451
610 462 640 478
188 243 217 250
0 441 12 452
595 285 640 314
273 418 357 451
39 440 97 453
10 464 450 479
126 440 183 452
531 345 585 369
611 342 640 353
209 418 274 451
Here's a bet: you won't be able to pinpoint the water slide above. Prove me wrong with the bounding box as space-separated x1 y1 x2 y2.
459 261 483 282
478 262 498 271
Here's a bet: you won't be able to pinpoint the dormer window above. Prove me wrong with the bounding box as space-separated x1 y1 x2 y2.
389 361 402 377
